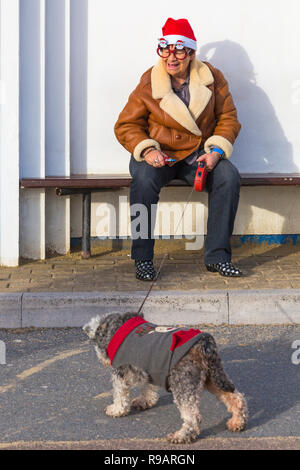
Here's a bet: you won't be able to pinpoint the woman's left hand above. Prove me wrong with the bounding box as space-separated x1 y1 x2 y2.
196 152 221 171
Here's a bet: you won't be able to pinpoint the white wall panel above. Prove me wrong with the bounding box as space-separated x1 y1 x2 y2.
70 0 88 174
45 0 70 176
19 0 46 260
19 188 45 260
45 0 70 254
0 0 19 266
45 189 70 256
20 0 45 179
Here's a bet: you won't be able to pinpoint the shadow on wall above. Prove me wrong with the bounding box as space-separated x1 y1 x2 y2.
198 40 295 174
69 35 295 175
198 40 299 250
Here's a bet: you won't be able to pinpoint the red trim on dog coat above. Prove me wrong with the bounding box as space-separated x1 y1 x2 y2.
107 316 147 364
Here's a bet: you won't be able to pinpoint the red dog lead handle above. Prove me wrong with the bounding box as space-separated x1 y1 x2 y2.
194 160 208 192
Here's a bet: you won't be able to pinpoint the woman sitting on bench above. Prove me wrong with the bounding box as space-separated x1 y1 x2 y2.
114 18 242 281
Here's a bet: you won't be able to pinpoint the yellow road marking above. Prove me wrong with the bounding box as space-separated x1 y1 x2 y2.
93 390 113 399
0 347 87 394
0 383 16 393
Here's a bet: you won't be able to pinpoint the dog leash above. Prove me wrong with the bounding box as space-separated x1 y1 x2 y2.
136 182 197 316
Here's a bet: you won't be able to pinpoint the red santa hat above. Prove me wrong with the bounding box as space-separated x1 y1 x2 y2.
159 18 197 50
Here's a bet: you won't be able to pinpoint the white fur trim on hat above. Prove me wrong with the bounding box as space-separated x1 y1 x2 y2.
162 34 197 50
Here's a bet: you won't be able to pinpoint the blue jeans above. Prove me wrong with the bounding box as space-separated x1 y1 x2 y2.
129 151 241 264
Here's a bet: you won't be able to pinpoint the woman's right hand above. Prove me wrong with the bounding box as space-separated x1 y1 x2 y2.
144 149 165 167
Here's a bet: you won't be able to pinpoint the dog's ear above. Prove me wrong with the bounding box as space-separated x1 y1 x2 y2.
83 315 101 339
82 323 94 339
82 323 89 333
121 312 143 322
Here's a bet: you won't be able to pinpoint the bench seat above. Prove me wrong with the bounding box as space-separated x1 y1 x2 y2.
20 173 300 258
20 173 300 189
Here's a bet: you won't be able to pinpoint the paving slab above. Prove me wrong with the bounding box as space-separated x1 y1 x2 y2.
1 241 300 327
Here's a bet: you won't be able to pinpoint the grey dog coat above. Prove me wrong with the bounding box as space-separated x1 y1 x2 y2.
106 316 203 391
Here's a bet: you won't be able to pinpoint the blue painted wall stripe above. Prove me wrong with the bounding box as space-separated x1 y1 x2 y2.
71 234 300 248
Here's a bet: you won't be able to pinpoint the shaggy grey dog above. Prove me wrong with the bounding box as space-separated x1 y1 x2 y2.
83 312 248 444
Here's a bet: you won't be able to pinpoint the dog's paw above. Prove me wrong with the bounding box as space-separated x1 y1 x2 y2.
105 404 130 418
226 416 246 432
131 397 153 411
166 431 197 445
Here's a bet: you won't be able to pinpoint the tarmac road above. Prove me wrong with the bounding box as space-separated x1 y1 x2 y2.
1 325 300 451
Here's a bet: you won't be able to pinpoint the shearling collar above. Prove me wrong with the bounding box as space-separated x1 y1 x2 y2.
151 58 214 136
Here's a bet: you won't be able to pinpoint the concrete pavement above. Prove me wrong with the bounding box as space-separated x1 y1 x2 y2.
1 239 300 327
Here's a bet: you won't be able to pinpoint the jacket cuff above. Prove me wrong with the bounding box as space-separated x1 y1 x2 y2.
204 135 233 159
133 139 161 162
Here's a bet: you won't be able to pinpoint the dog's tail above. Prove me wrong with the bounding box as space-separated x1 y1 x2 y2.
201 333 235 393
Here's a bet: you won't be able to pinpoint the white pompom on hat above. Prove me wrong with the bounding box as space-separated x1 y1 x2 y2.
159 18 197 51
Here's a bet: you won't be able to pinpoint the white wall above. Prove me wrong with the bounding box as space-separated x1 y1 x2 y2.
0 0 19 267
17 0 300 176
73 0 300 174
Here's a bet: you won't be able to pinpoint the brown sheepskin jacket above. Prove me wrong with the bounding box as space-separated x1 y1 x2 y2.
114 58 241 165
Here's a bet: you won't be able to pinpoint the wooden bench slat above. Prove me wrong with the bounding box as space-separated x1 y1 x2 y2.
20 173 300 189
240 174 300 186
20 176 132 189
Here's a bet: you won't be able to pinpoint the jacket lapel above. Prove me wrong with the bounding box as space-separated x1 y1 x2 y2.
151 58 214 136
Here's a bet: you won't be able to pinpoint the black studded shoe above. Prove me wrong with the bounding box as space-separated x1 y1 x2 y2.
206 262 243 277
135 260 157 281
